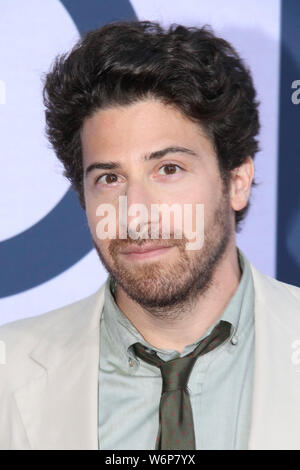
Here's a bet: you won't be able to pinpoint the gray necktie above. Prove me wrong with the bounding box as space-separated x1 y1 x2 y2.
132 320 232 450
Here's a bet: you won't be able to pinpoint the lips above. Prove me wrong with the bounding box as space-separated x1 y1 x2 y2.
120 243 172 255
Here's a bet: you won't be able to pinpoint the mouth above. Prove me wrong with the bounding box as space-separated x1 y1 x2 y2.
120 243 174 260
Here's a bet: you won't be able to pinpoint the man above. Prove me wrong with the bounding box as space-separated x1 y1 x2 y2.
0 20 299 450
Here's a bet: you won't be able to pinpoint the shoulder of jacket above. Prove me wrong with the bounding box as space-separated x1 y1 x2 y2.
250 261 300 295
0 285 104 340
0 284 105 385
278 279 300 301
249 262 300 331
260 271 300 300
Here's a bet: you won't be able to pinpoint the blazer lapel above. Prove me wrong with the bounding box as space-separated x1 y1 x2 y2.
13 284 106 450
248 262 300 449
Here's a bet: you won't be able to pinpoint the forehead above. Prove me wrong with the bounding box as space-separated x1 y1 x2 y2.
80 98 216 166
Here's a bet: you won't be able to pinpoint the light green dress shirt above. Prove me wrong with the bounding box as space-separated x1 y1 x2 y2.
98 246 255 449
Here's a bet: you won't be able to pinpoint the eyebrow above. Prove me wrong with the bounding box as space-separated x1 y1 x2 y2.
84 146 198 177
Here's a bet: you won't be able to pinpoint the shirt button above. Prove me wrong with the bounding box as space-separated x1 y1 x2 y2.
231 335 238 345
128 358 135 367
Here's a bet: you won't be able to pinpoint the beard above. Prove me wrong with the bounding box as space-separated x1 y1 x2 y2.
92 182 233 320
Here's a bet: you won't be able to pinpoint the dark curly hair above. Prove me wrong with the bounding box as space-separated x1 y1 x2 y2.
42 20 261 233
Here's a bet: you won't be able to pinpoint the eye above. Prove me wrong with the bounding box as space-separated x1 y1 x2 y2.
158 163 183 176
95 173 120 185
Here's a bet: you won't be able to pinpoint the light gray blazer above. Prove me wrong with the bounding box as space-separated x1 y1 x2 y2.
0 261 300 449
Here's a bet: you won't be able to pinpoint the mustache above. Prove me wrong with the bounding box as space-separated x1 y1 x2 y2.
108 233 187 257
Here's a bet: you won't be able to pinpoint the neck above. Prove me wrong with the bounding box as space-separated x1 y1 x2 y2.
114 244 242 354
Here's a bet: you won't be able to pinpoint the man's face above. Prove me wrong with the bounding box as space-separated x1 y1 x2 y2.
81 98 235 315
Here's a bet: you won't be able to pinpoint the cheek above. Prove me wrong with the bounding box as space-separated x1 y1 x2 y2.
87 208 112 256
170 204 204 244
166 186 215 244
85 200 101 241
87 201 121 251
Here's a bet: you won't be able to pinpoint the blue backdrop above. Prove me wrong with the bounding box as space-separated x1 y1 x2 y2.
0 0 299 325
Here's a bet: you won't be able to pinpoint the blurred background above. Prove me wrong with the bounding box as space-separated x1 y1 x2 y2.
0 0 299 326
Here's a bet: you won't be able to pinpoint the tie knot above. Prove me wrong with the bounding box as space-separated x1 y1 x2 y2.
132 320 232 392
132 343 197 392
160 355 198 392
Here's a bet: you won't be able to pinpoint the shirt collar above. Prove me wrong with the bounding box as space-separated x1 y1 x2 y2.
102 246 254 362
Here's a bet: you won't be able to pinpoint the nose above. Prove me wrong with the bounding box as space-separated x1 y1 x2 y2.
119 180 160 240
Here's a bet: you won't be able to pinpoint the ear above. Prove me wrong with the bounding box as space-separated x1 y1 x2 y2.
229 156 254 211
